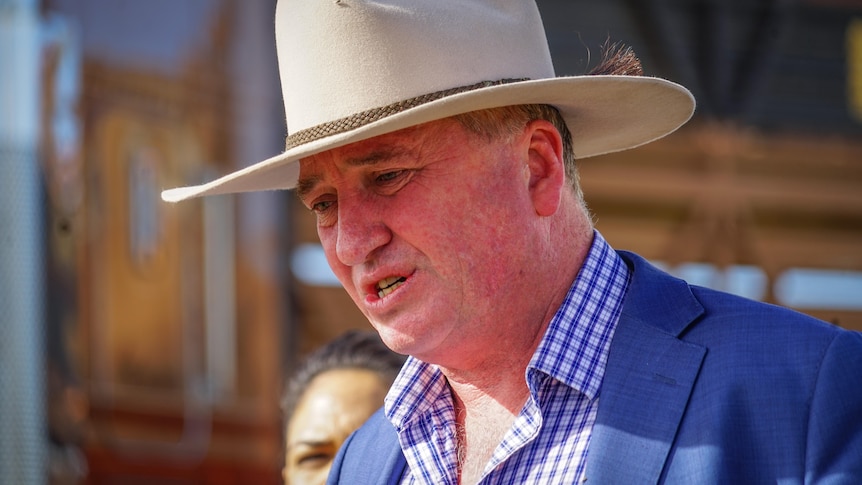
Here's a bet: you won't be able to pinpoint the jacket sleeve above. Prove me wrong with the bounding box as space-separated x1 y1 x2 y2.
805 329 862 484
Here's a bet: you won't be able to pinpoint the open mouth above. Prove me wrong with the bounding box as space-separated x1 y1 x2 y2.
376 276 406 298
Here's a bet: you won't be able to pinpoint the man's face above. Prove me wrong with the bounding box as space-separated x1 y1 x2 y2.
297 118 546 366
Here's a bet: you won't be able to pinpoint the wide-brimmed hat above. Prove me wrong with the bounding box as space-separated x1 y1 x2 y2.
161 0 695 203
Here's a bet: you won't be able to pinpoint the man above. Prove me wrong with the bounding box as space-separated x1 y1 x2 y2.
163 1 862 484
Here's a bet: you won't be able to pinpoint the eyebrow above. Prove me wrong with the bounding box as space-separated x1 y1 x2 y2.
296 146 408 201
286 439 333 451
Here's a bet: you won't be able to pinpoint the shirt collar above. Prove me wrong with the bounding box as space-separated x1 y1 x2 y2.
385 230 630 426
528 230 630 400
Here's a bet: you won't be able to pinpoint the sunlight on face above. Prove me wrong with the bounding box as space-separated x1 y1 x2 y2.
283 368 390 485
298 119 545 366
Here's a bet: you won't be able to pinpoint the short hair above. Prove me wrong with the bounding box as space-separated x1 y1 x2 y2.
452 41 643 205
453 104 580 199
280 330 406 426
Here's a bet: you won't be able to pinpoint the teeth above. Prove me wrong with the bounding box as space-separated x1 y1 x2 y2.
377 276 404 298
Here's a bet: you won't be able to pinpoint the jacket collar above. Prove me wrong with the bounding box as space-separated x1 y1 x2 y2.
585 251 707 484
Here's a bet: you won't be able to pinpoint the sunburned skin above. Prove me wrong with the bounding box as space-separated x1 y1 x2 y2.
296 114 594 483
296 117 578 374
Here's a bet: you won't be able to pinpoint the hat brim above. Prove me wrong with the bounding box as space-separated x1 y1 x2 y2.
161 75 694 202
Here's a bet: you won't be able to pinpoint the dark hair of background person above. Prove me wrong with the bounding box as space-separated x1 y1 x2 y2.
280 330 406 426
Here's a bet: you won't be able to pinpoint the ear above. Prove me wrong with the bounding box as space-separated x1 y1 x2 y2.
524 119 566 217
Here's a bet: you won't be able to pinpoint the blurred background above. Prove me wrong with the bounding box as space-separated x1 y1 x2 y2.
1 0 860 483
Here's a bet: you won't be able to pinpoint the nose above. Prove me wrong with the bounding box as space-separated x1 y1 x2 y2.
334 193 391 266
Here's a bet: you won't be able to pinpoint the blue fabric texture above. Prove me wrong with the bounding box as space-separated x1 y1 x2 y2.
328 249 862 485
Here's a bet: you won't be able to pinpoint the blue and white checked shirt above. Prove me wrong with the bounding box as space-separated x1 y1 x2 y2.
384 231 631 484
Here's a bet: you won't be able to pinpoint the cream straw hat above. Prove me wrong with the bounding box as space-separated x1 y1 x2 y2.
161 0 695 202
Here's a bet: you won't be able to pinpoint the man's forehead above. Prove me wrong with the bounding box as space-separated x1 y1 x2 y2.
318 145 407 168
297 141 407 183
296 140 410 199
296 119 454 191
306 120 441 161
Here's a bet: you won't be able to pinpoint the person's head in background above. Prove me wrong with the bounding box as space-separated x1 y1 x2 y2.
281 330 406 485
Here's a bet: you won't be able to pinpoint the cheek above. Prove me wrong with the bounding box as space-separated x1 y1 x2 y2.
446 189 533 283
434 183 523 249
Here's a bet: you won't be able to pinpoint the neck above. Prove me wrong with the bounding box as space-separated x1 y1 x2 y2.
442 199 594 412
444 198 594 483
445 357 533 416
449 376 527 485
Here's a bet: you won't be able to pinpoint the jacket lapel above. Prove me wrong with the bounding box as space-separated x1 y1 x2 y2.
584 252 707 484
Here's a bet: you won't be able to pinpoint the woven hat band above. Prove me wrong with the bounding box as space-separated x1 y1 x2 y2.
160 0 695 203
284 78 529 151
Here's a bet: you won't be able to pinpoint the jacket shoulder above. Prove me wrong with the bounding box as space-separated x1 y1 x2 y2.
328 408 405 485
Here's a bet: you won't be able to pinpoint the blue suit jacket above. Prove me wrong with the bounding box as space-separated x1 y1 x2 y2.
328 251 862 484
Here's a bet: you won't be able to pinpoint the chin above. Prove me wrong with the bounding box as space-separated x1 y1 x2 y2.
374 328 413 355
373 324 430 357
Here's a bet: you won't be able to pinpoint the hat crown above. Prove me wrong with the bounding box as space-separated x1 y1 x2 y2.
161 0 694 203
275 0 555 134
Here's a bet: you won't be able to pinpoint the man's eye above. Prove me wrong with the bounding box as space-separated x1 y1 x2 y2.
311 200 334 213
310 199 338 226
376 170 404 183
